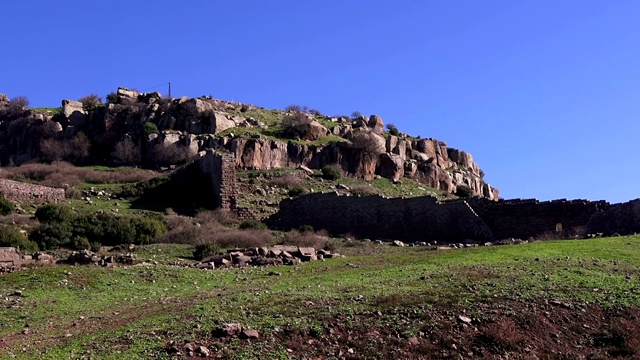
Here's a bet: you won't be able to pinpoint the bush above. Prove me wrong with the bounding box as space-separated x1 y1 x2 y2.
143 122 159 136
90 241 102 252
299 224 314 233
238 220 267 230
0 194 14 216
129 216 167 245
35 203 75 224
106 92 118 104
386 123 400 136
351 111 362 118
288 186 306 197
455 185 474 198
112 138 141 166
321 164 341 180
0 225 38 252
70 236 91 251
78 94 103 112
29 222 74 250
281 111 311 139
193 242 221 261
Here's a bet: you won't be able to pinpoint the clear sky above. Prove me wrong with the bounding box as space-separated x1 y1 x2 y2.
2 1 639 203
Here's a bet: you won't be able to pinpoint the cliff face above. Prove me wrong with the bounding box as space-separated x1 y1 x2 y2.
0 88 499 199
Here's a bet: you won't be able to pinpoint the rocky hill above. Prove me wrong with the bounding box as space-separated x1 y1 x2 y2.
0 89 498 199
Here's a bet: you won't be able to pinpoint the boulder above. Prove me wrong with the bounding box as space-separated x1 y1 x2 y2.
378 153 404 182
117 87 139 99
210 111 236 134
62 99 86 127
213 323 244 337
297 120 328 141
367 115 384 135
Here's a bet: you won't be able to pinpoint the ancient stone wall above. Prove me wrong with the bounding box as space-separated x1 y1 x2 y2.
269 192 495 243
198 149 238 210
466 198 610 240
586 199 640 235
270 193 639 243
0 179 65 203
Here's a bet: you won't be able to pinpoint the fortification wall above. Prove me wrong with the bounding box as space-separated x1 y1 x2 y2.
271 193 639 243
466 198 610 240
270 192 494 243
0 179 65 203
586 199 640 235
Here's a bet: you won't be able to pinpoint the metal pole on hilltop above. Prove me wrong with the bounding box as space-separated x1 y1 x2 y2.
168 82 172 99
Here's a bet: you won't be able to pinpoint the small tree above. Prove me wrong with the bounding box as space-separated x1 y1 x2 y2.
78 94 103 112
106 92 118 104
113 138 141 166
9 96 29 109
386 123 400 136
351 111 362 118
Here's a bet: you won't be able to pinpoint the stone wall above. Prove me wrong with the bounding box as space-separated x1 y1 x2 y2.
270 193 639 243
0 179 65 203
198 149 238 210
466 198 611 240
269 192 495 243
586 199 640 235
0 247 21 267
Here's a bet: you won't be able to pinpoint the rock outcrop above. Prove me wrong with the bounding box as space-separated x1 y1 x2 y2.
0 90 498 198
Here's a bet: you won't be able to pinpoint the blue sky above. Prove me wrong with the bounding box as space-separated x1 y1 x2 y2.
2 1 639 203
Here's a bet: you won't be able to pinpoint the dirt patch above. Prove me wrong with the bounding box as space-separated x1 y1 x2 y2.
190 298 640 359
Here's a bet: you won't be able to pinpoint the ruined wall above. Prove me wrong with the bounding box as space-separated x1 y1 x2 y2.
270 193 640 243
466 198 610 240
269 192 495 243
0 179 65 203
198 149 237 210
0 247 21 267
586 199 640 235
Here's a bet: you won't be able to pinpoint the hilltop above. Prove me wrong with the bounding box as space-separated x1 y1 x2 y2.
0 89 498 201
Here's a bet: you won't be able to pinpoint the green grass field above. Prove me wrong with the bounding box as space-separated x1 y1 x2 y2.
1 236 640 358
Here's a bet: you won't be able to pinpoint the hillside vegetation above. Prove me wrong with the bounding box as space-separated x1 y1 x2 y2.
1 236 639 359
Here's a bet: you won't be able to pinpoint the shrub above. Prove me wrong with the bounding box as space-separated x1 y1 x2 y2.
90 241 102 252
321 164 341 180
282 230 325 249
238 220 267 230
78 94 103 112
0 225 38 252
455 185 474 197
106 92 118 104
70 236 91 251
285 104 304 112
299 224 314 233
129 216 167 245
288 186 306 197
10 96 30 109
386 123 400 136
29 222 74 250
112 138 141 166
351 111 362 118
0 194 14 216
143 122 159 136
350 184 378 196
193 242 221 261
35 203 75 224
308 109 322 116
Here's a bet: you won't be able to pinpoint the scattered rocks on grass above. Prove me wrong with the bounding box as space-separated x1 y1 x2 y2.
196 245 343 270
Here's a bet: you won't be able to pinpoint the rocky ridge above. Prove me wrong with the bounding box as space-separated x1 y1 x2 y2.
0 88 498 199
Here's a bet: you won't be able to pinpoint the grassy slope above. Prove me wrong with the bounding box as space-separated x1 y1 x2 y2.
1 236 639 358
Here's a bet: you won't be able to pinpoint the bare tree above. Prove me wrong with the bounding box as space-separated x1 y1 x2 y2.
112 138 141 166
